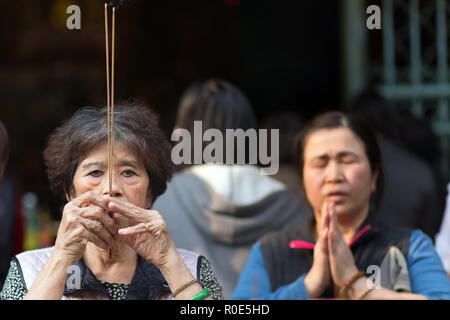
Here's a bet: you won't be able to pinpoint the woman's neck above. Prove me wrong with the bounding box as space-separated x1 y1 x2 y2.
83 242 137 284
336 212 368 244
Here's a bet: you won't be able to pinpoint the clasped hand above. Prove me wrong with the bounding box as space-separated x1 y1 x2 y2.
54 191 176 269
304 201 360 298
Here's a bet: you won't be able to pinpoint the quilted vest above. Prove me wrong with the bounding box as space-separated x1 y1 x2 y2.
15 246 200 300
259 215 412 298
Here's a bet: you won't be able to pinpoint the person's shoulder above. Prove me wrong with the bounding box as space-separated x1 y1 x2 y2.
15 246 54 262
372 220 414 241
408 229 434 247
15 247 55 274
381 140 434 178
259 222 309 248
14 247 55 290
176 247 201 259
176 248 202 271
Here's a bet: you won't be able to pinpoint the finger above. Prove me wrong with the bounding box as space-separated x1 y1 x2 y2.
316 226 329 257
328 202 337 224
72 191 109 210
327 215 343 255
79 217 116 249
321 227 329 255
80 206 117 235
118 222 149 236
83 229 109 250
107 197 155 222
323 204 330 230
328 214 337 245
329 204 343 240
319 201 330 233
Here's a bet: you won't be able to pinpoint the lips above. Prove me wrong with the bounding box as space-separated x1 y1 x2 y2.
326 191 347 196
325 190 347 201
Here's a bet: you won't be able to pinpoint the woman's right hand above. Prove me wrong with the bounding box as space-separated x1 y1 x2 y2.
53 191 117 265
304 202 331 298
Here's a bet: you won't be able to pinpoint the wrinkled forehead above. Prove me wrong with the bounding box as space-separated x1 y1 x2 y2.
78 138 145 168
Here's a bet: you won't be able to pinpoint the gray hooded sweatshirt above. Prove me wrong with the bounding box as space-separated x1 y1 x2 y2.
152 164 311 298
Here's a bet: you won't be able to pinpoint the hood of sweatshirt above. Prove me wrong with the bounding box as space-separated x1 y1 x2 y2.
152 164 310 246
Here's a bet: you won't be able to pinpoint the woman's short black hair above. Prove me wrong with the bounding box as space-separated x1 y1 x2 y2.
43 102 173 203
293 111 384 211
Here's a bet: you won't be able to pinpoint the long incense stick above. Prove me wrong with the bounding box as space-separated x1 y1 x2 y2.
104 4 111 195
110 7 115 195
104 3 116 260
104 4 115 195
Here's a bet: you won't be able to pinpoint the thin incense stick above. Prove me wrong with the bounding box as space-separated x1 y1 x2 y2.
105 3 116 260
104 4 111 195
110 6 115 195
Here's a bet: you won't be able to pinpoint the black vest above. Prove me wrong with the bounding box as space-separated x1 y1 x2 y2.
259 215 412 298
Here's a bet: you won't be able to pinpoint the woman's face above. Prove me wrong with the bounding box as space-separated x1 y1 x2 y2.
302 127 378 219
71 141 152 212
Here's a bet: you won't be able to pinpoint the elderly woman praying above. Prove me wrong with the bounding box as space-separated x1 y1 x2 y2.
0 104 222 300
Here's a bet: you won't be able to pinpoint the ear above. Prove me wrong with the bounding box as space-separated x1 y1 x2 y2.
370 169 379 192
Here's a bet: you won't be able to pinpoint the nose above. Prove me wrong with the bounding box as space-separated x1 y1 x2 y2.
325 160 344 183
101 170 122 197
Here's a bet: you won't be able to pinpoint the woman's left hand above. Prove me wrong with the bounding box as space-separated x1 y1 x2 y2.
326 203 359 288
105 196 178 269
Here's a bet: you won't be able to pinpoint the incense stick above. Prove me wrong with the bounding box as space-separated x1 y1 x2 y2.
104 4 111 195
105 4 116 195
105 4 116 260
110 7 115 195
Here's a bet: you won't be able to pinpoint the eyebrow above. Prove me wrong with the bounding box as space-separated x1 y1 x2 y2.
81 160 139 169
82 162 106 169
119 160 139 167
310 151 359 161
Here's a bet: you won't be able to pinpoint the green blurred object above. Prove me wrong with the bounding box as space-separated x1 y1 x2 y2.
22 192 39 251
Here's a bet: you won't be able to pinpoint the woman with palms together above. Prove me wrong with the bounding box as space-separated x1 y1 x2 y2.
232 111 450 300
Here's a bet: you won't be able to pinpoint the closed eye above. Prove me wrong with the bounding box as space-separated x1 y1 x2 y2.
339 154 358 164
310 157 328 168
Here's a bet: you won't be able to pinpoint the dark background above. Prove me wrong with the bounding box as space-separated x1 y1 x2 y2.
0 0 339 219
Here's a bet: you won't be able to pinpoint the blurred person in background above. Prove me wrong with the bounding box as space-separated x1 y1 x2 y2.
259 110 303 197
152 79 310 298
435 182 450 278
348 90 445 238
0 120 24 289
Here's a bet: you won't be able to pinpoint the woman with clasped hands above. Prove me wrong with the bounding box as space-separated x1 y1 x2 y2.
0 104 222 300
231 111 450 300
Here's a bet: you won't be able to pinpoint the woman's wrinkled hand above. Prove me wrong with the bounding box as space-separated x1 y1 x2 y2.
54 191 117 265
105 196 178 269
